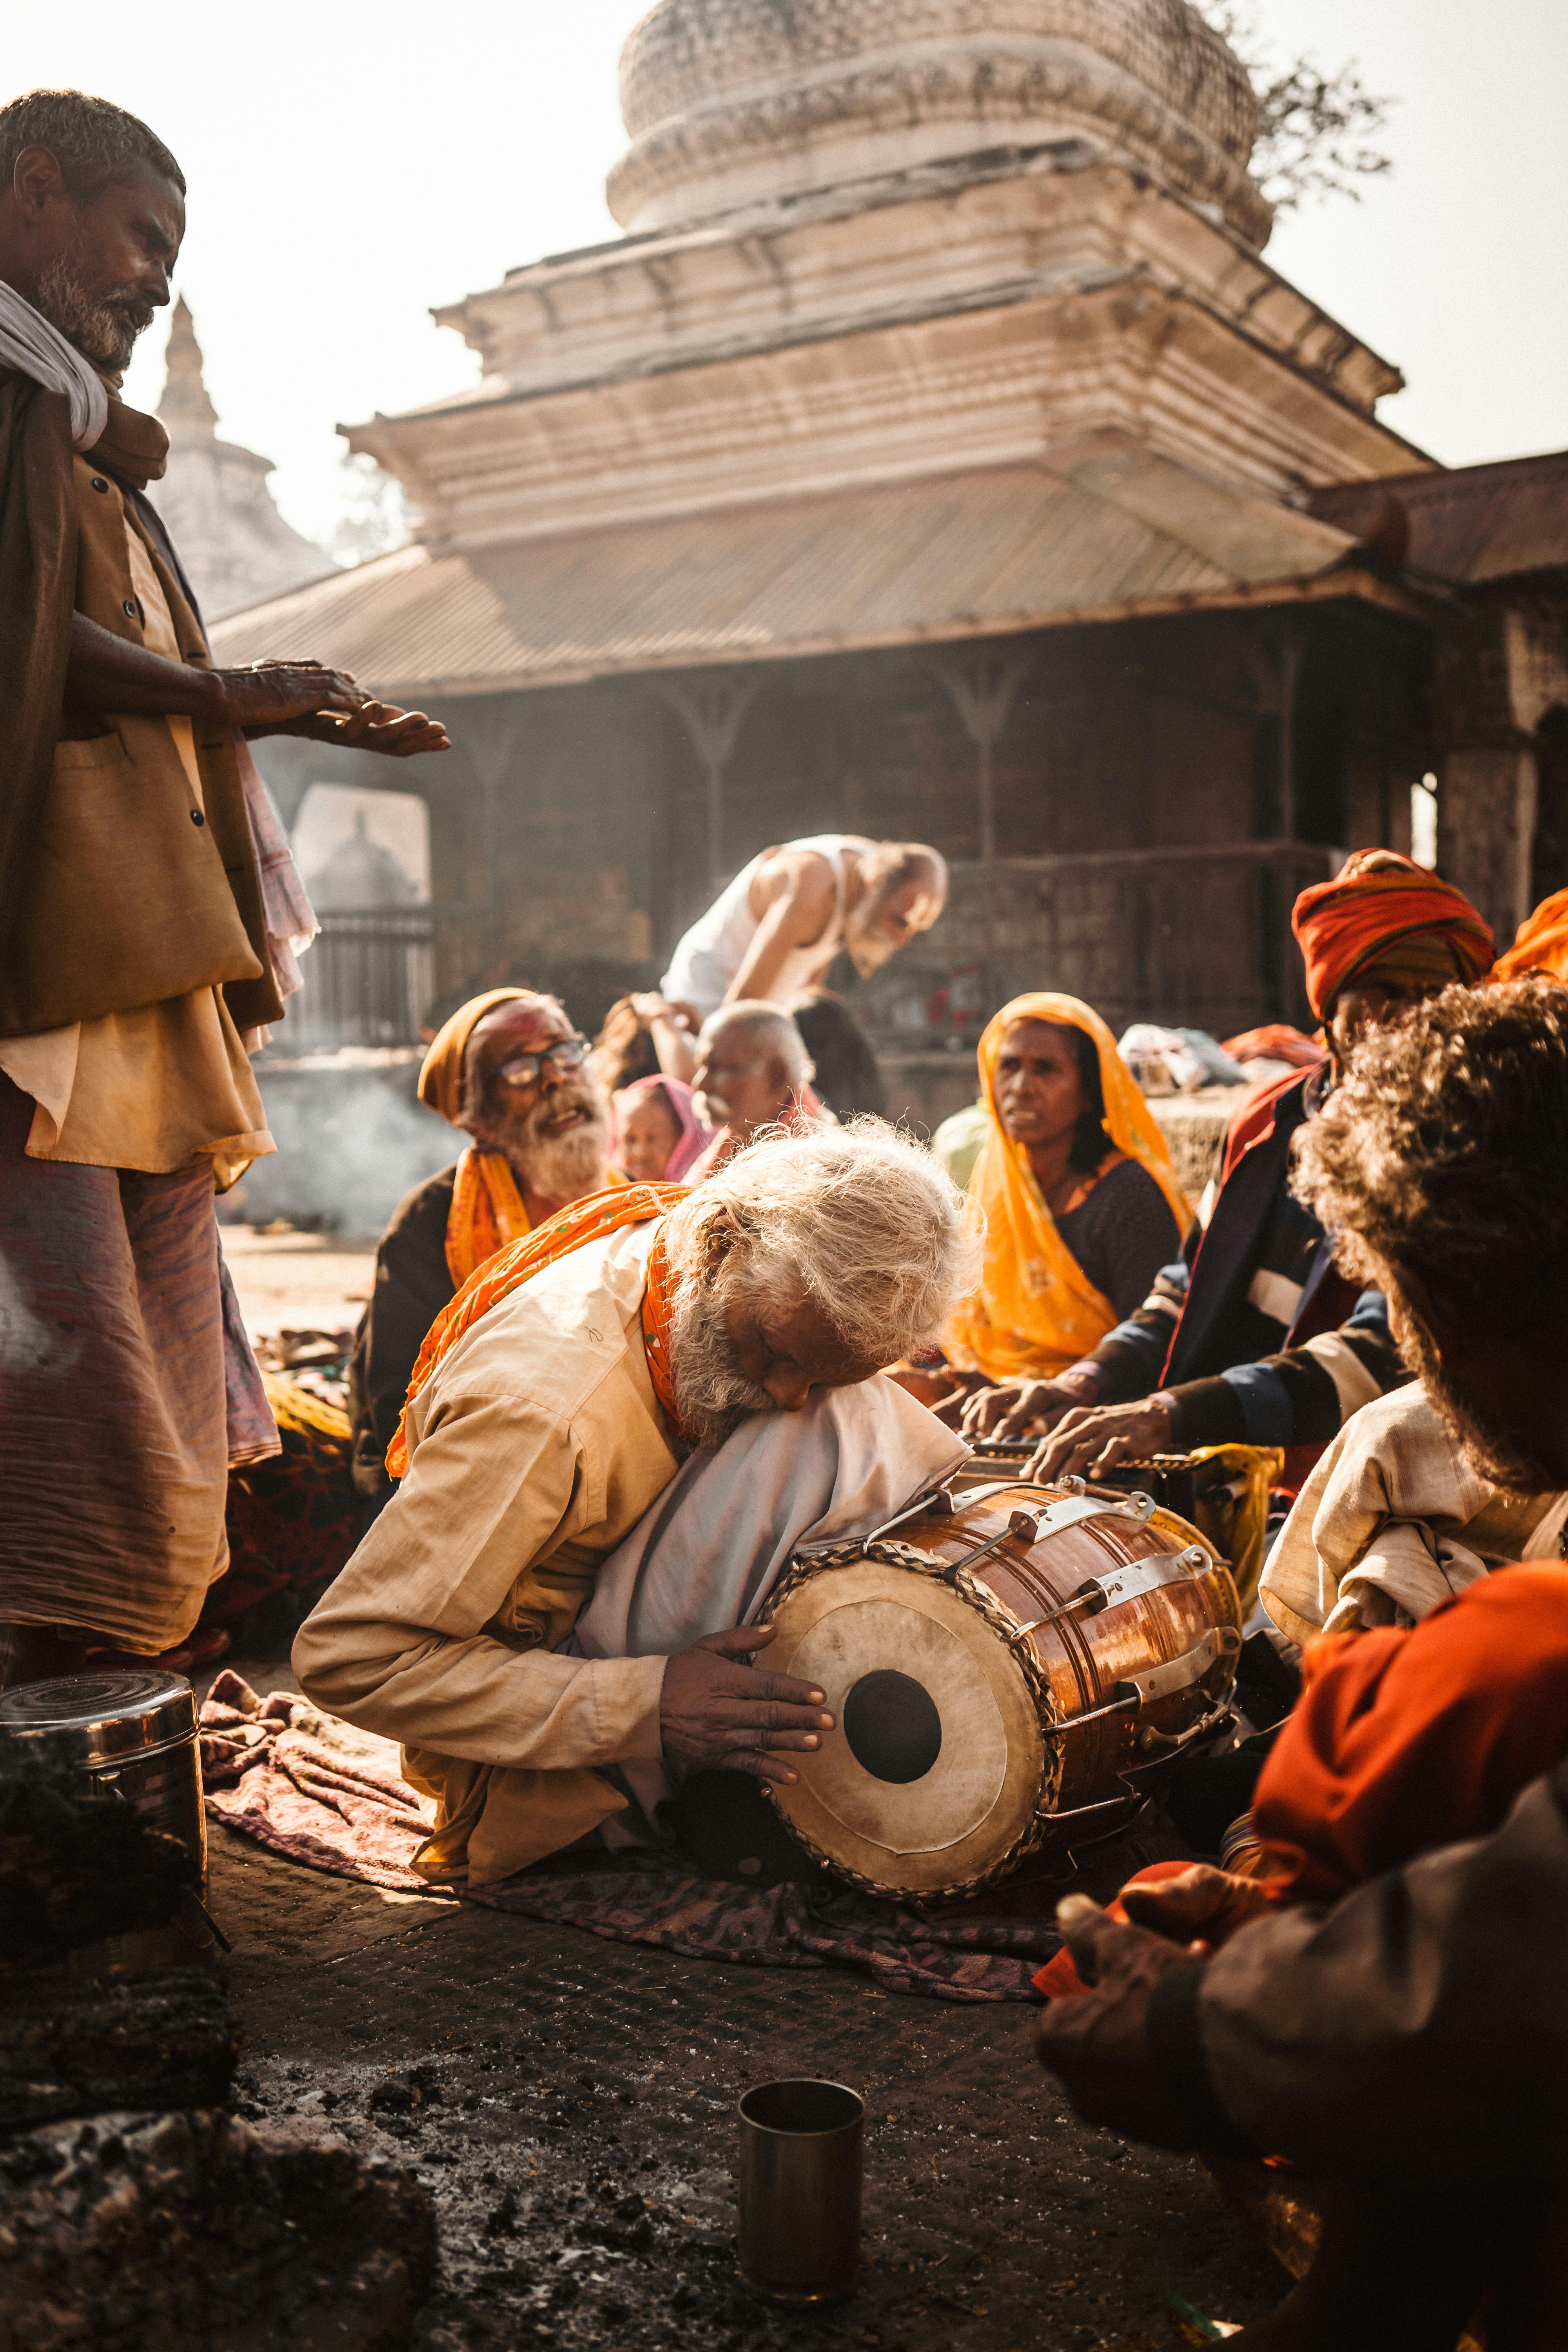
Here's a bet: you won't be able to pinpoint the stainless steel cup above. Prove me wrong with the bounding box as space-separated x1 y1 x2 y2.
737 2078 864 2305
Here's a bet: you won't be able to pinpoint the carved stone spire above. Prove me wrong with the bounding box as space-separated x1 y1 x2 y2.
157 294 220 438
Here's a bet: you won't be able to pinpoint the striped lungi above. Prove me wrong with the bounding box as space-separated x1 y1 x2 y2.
0 1071 275 1657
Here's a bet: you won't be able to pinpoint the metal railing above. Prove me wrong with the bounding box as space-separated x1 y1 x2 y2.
287 908 437 1049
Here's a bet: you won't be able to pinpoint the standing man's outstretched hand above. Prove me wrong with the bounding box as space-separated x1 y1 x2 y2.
659 1624 835 1784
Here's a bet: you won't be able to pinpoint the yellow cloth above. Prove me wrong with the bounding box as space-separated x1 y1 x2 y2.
443 1146 628 1288
1183 1443 1285 1618
944 991 1191 1382
292 1219 679 1886
0 516 273 1186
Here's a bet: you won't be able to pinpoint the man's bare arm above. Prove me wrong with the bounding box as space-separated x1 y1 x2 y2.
65 617 449 755
725 849 841 1004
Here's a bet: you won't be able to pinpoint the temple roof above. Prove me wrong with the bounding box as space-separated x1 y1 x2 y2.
209 433 1394 697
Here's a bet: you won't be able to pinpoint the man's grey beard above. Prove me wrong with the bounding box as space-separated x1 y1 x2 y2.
34 258 152 371
667 1281 772 1451
1400 1310 1560 1494
483 1080 609 1201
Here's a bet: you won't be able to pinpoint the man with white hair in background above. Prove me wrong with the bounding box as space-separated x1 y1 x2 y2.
686 998 829 1180
296 1124 973 1887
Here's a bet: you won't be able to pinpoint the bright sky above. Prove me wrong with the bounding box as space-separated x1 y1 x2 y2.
9 1 1566 544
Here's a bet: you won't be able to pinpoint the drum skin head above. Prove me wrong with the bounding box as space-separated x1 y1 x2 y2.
765 1561 1045 1896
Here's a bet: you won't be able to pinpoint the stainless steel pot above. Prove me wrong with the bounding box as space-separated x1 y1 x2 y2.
0 1669 206 1892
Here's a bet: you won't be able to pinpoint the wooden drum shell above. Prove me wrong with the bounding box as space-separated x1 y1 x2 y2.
762 1478 1242 1900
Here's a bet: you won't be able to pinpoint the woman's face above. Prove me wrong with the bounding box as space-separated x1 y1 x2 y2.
993 1019 1089 1151
617 1090 683 1181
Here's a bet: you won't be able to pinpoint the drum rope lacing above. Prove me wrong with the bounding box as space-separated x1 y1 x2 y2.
755 1533 1070 1902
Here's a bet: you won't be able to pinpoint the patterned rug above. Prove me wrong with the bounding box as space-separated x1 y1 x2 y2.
198 1673 1127 2000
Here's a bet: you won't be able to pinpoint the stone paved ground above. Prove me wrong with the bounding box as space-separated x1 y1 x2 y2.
207 1227 1284 2346
210 1720 1282 2352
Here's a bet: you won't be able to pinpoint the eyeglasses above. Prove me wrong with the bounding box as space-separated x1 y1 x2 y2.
494 1037 588 1088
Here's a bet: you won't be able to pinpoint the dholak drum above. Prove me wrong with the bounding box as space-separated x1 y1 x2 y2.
759 1474 1242 1899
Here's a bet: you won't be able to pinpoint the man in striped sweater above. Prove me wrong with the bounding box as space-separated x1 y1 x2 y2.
969 854 1495 1485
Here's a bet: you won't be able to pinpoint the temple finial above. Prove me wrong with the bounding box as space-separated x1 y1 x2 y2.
158 294 219 437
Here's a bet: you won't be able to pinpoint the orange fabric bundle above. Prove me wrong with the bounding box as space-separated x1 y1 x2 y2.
1290 851 1494 1020
386 1181 692 1478
1250 1563 1568 1902
1494 886 1568 985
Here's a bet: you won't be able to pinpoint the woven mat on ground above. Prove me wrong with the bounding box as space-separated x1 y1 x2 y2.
201 1676 1204 1999
463 1855 1064 2002
200 1670 442 1895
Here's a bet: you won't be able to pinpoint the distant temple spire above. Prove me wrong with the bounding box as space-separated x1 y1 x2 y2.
157 294 220 437
146 292 333 619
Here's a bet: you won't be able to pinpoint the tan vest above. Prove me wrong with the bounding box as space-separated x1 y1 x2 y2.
7 454 280 1038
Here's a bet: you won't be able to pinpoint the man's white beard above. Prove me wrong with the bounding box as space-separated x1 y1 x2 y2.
488 1082 610 1201
668 1281 773 1451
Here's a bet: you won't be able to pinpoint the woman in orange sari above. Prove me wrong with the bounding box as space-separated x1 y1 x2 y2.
902 993 1189 1414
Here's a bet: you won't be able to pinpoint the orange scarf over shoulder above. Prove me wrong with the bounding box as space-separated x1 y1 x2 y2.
387 1182 691 1477
443 1145 628 1286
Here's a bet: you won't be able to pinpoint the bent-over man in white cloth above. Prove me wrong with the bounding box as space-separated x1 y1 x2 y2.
294 1126 975 1886
635 836 948 1082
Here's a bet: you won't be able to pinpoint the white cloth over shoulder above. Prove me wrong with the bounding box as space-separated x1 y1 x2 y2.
1260 1380 1568 1649
0 281 108 449
572 1373 968 1841
660 833 860 1016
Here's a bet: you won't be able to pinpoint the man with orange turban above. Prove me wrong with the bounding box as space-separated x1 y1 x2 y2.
347 989 622 1510
969 852 1494 1487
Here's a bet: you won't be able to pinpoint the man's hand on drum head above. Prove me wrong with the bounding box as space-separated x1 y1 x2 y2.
960 1377 1093 1441
1024 1397 1174 1483
659 1626 835 1785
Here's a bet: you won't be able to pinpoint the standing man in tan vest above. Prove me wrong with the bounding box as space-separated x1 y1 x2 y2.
0 89 448 1687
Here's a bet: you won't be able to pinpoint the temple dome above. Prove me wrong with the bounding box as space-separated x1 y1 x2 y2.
609 0 1270 246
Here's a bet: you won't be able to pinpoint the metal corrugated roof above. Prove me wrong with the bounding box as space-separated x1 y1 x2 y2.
210 441 1361 695
1308 449 1568 585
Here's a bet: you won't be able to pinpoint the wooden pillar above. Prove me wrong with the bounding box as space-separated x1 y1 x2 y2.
652 670 764 895
931 646 1031 862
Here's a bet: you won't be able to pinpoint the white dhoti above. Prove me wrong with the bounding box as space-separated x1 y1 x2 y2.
572 1375 967 1842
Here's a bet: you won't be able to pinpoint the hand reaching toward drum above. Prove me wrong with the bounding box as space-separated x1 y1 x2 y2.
959 1375 1097 1440
1025 1397 1174 1482
660 1625 835 1784
1119 1862 1277 1946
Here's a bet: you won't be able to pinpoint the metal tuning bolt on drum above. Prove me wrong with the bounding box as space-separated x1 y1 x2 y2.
755 1473 1243 1900
737 2079 864 2305
0 1669 207 1894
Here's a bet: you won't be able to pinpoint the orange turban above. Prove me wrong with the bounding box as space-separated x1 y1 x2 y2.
1494 887 1568 985
416 988 553 1125
1290 851 1494 1020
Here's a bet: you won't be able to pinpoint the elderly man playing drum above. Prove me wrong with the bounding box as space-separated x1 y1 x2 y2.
294 1124 973 1887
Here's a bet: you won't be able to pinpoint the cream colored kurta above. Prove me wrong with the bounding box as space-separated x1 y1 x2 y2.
1261 1379 1568 1650
0 510 273 1187
293 1220 680 1885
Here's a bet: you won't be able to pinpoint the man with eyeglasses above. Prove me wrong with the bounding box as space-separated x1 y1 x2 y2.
348 989 622 1512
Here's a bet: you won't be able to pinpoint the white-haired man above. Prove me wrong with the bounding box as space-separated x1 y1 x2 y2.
295 1125 974 1886
686 999 826 1180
